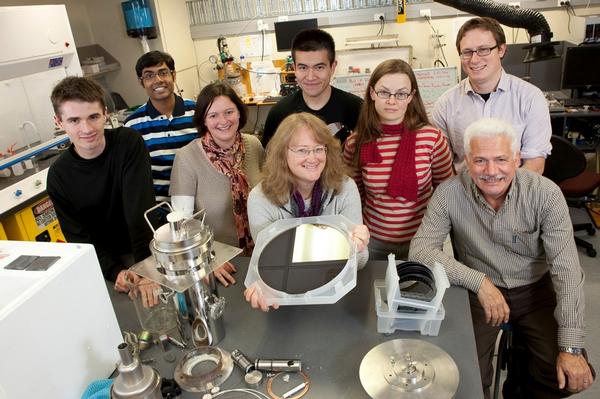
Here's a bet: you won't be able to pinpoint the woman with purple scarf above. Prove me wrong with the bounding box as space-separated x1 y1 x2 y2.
244 112 369 311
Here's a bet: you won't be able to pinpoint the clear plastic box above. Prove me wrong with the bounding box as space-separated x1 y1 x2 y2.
374 254 449 336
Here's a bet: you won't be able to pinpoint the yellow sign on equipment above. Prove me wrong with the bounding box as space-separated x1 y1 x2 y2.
397 0 407 23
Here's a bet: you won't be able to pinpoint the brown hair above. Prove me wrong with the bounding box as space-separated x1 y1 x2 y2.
261 113 348 206
455 17 506 53
352 59 429 167
194 81 247 136
51 76 106 116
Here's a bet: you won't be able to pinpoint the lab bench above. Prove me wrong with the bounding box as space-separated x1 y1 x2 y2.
108 257 484 398
0 149 65 242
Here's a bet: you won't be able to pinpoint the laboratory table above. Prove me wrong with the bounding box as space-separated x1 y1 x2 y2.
109 257 484 399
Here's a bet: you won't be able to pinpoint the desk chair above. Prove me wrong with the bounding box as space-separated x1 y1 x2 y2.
493 324 512 399
110 92 129 111
543 135 600 257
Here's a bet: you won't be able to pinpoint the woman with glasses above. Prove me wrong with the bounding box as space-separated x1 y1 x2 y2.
343 59 453 260
170 81 265 286
244 112 370 311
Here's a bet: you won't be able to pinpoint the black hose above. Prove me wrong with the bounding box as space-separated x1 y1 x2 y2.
434 0 553 42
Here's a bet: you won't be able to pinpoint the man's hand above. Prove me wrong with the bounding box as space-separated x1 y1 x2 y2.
557 352 594 393
133 278 161 308
212 262 237 287
244 283 279 312
350 224 370 252
476 277 510 326
114 270 137 293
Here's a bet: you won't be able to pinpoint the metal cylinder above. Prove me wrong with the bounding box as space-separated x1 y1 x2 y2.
231 349 254 373
148 207 226 347
111 343 162 399
254 359 302 372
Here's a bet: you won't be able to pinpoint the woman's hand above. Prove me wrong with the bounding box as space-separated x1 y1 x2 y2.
212 262 237 287
244 283 280 312
350 224 370 252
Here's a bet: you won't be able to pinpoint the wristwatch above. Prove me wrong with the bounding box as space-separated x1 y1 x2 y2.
559 346 584 356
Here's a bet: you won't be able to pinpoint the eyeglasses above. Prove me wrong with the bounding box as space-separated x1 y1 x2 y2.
373 90 413 100
140 69 173 81
288 145 327 157
459 45 499 60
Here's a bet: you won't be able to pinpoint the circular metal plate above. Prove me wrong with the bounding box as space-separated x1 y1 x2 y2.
359 339 459 399
174 347 234 393
244 370 263 388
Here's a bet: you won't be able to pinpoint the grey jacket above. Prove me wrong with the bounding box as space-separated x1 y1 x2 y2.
248 177 368 268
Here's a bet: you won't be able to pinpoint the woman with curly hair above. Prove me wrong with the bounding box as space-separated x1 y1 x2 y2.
245 112 369 311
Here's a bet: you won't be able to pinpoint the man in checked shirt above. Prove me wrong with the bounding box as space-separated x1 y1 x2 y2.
409 117 594 399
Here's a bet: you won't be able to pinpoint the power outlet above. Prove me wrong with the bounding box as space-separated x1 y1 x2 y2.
558 0 570 6
508 2 520 8
373 13 385 21
420 9 431 18
257 19 267 31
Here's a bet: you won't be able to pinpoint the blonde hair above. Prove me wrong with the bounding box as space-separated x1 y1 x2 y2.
262 112 348 206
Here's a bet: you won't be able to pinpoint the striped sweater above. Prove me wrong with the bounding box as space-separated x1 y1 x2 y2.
124 95 198 201
343 125 453 244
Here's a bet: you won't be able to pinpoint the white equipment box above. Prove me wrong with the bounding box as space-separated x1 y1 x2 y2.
0 241 122 399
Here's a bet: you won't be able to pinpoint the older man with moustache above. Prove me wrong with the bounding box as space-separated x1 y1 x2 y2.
409 118 593 399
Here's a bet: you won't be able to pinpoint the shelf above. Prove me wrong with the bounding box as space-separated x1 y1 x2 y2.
76 44 121 79
82 62 120 79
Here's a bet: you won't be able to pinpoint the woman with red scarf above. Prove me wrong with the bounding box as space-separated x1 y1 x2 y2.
170 82 264 286
343 59 453 261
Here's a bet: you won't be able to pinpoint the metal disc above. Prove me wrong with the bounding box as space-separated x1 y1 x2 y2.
359 339 459 399
174 347 234 393
244 370 263 388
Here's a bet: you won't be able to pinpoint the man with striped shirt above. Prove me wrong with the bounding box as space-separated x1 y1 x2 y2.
125 51 198 201
410 118 593 398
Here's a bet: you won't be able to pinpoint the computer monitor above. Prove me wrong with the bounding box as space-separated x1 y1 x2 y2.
274 18 318 52
561 44 600 91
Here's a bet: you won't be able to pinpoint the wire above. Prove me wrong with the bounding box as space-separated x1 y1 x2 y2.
212 388 271 399
425 16 448 67
568 4 577 16
377 17 385 37
512 27 520 44
253 102 260 134
234 62 281 76
266 372 310 399
196 59 213 85
261 29 265 62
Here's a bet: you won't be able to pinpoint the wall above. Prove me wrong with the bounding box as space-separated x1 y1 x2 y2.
83 0 166 107
192 5 600 85
153 0 200 101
